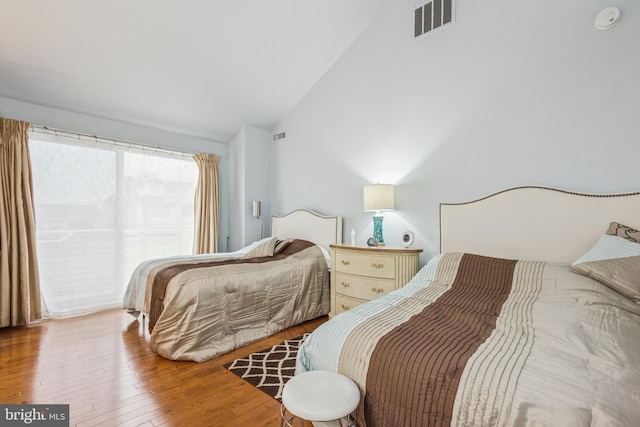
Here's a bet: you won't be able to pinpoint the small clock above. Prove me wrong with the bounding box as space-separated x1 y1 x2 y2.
366 237 379 247
401 231 415 248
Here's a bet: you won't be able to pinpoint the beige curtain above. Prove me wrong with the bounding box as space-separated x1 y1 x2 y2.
193 153 220 254
0 118 42 327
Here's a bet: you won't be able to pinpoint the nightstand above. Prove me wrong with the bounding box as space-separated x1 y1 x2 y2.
329 244 422 317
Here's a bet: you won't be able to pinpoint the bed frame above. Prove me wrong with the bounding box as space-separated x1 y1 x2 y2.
440 186 640 263
271 209 342 252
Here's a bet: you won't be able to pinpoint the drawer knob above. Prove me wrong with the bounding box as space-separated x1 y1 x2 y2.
341 260 351 265
371 263 384 269
341 282 350 287
371 287 384 294
341 304 351 311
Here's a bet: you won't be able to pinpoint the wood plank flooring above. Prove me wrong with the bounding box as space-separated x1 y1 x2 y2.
0 309 327 426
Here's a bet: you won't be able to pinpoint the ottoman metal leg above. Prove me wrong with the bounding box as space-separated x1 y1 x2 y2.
281 402 305 427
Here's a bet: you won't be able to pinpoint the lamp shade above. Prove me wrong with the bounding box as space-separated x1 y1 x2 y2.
364 184 395 212
252 200 261 218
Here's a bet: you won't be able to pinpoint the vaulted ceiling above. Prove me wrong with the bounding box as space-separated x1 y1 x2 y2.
0 0 387 142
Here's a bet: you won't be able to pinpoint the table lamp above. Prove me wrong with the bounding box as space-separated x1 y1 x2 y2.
253 200 263 239
363 184 394 246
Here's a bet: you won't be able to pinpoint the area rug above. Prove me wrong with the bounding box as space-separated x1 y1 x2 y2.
224 333 309 401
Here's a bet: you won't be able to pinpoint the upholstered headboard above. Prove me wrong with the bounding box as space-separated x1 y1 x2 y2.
440 186 640 263
271 209 342 253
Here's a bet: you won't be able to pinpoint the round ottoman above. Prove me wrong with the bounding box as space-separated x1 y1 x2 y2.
281 370 360 427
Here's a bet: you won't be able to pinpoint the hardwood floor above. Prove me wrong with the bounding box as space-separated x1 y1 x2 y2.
0 309 327 426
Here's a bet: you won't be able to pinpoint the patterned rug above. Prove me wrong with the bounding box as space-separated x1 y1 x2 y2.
224 333 309 401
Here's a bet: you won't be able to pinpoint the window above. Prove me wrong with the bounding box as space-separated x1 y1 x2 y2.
30 137 198 316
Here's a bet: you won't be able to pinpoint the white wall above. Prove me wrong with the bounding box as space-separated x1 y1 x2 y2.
272 0 640 263
228 127 246 251
0 96 231 251
243 126 272 244
228 125 271 250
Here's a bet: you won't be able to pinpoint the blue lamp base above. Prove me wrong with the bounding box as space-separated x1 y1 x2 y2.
372 215 385 245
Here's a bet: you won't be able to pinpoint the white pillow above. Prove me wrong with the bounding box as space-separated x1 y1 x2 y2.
570 234 640 303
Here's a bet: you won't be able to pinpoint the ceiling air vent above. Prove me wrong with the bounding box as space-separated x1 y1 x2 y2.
414 0 454 38
272 131 286 142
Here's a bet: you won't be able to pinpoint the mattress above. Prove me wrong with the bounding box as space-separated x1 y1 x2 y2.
297 252 640 426
124 238 330 362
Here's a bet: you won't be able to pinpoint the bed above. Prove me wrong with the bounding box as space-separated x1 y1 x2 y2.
296 186 640 426
123 209 342 362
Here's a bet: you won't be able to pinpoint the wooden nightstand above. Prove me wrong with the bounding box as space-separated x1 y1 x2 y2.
329 244 422 317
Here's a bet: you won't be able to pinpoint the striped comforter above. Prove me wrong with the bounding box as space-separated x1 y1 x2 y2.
297 253 640 426
123 239 329 362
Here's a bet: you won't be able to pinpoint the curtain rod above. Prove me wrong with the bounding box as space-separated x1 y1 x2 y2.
29 125 196 158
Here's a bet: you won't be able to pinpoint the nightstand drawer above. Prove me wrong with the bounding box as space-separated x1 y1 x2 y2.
334 273 395 300
335 294 367 315
334 252 396 279
329 244 422 318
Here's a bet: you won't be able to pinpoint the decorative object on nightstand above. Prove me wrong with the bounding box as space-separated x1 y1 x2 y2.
252 200 263 239
401 230 415 248
329 244 422 317
363 184 394 246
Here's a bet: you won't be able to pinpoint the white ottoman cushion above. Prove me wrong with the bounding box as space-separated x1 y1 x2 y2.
282 370 360 422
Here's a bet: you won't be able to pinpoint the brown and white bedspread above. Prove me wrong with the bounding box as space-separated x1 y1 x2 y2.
124 239 329 362
297 252 640 426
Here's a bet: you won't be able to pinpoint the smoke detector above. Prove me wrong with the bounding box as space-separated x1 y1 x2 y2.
595 7 621 30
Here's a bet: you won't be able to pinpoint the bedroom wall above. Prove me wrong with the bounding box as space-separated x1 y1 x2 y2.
0 96 231 251
228 125 271 251
228 128 245 251
271 0 640 262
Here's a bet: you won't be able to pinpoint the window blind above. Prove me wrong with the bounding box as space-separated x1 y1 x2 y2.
29 130 198 316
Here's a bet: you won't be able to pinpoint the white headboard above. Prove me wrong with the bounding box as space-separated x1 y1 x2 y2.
271 209 343 253
440 186 640 263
